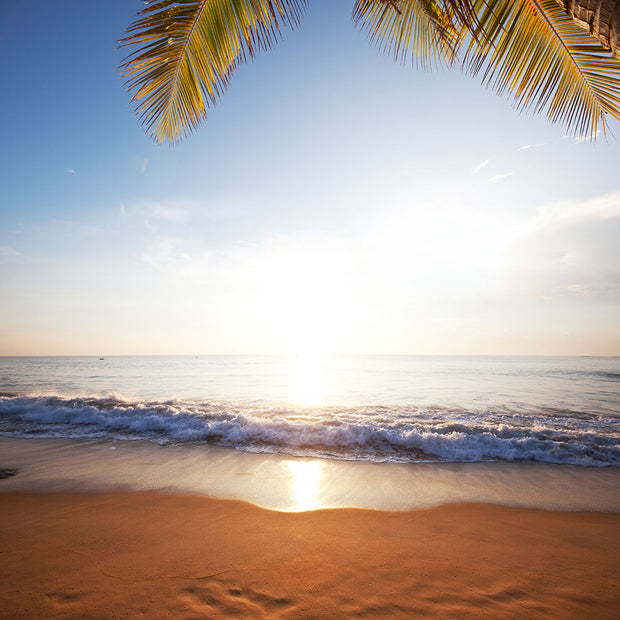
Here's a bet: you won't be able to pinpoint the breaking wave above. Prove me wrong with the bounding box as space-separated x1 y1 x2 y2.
0 393 618 467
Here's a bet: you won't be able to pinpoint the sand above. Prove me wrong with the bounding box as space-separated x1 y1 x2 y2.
0 493 618 619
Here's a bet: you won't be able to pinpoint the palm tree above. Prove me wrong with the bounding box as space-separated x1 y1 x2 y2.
120 0 620 144
557 0 619 58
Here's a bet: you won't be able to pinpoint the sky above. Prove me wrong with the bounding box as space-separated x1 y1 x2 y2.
0 0 619 356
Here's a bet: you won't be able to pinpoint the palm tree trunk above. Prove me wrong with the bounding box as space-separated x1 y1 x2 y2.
556 0 620 58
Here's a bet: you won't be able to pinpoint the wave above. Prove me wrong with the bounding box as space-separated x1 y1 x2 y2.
595 371 620 380
0 393 618 467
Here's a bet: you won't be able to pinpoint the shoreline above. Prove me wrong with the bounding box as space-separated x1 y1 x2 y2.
1 437 619 512
2 438 619 616
1 492 618 618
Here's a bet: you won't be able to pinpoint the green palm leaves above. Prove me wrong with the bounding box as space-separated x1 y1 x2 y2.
463 0 620 137
121 0 307 143
121 0 620 143
352 0 461 68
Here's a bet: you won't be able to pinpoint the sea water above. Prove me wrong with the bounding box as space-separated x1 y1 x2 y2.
1 355 619 511
1 355 618 466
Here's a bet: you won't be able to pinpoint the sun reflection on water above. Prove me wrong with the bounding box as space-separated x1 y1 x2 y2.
285 459 324 512
290 354 323 406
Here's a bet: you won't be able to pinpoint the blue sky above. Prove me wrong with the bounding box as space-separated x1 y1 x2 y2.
1 0 619 355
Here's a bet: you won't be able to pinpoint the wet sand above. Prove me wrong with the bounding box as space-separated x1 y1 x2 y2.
2 437 619 512
0 492 618 619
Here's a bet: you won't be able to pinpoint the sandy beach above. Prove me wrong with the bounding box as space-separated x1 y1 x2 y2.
1 492 618 619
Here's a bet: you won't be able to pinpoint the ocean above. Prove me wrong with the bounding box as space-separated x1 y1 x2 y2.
1 354 619 466
1 355 619 512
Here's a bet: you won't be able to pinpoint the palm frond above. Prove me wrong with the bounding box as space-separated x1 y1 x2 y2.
120 0 307 144
352 0 468 68
464 0 620 138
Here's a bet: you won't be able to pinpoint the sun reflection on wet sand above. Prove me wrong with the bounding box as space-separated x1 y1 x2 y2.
285 459 324 512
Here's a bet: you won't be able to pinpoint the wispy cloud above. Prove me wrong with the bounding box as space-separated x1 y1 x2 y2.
490 172 513 182
0 245 21 257
141 236 193 275
518 143 545 151
505 191 620 302
567 284 593 298
472 159 489 174
136 201 190 224
140 158 149 175
66 169 75 174
527 191 620 233
574 130 601 144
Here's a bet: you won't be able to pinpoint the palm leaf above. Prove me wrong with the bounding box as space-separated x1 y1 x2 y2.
120 0 307 144
464 0 620 138
352 0 473 68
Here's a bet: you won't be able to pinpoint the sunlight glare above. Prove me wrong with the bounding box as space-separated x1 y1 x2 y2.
290 354 323 405
251 242 356 355
285 459 324 512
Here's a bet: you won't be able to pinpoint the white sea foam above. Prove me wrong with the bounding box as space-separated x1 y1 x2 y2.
1 394 618 466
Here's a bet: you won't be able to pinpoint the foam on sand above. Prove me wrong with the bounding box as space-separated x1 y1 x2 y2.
1 437 618 512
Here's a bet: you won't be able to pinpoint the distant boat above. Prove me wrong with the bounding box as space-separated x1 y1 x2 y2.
99 357 104 360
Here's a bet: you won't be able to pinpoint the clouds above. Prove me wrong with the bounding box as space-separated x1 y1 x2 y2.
573 130 601 144
526 191 620 234
0 245 21 257
472 159 489 174
3 183 618 355
490 172 513 182
129 201 192 229
1 1 618 357
133 188 620 318
471 159 513 182
566 283 593 298
504 191 620 303
472 137 549 182
141 236 194 275
518 143 545 151
135 230 363 353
